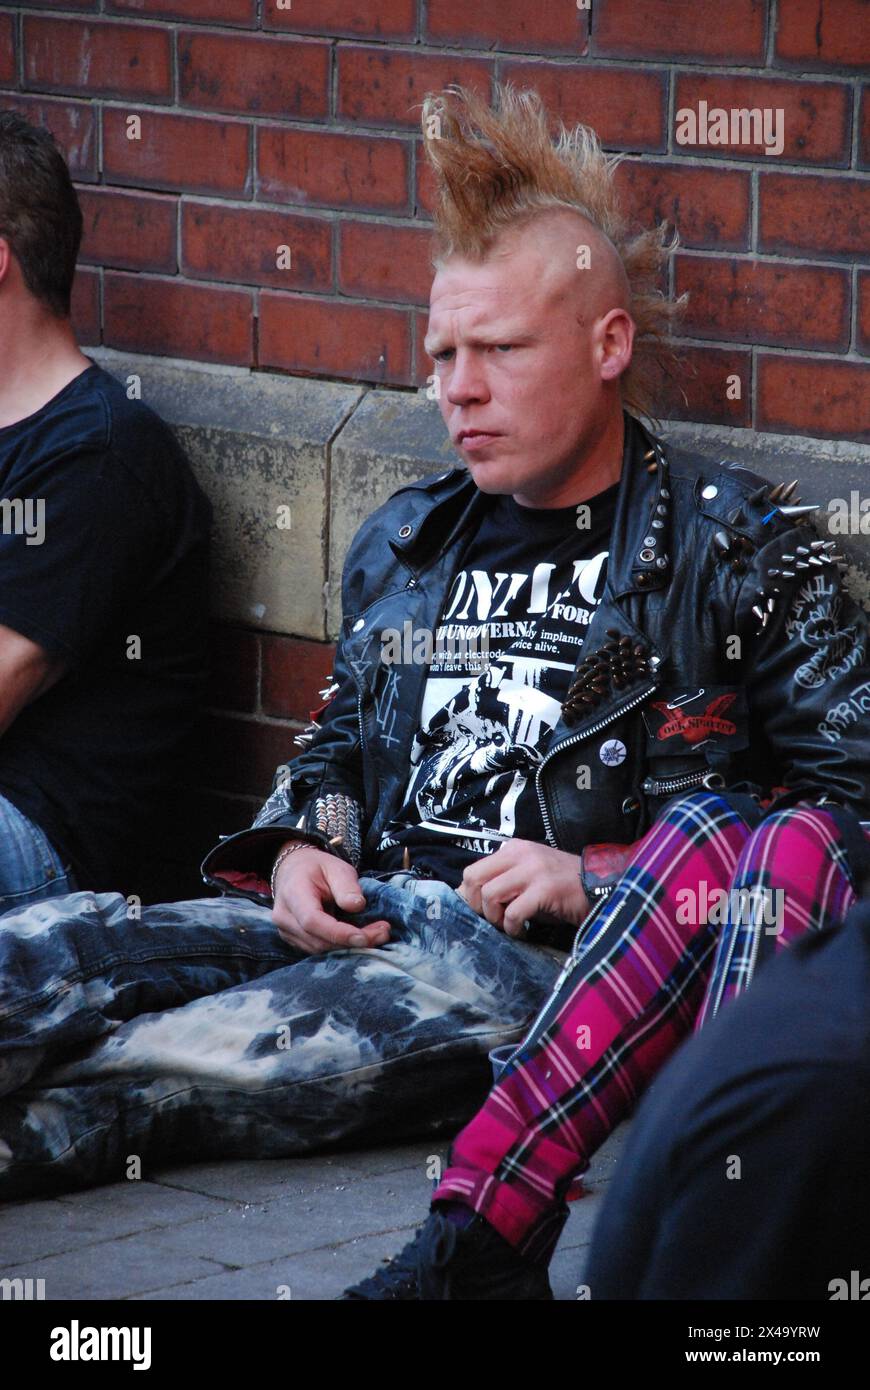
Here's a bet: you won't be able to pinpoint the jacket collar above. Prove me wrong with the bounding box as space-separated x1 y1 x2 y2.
391 411 673 598
607 412 673 597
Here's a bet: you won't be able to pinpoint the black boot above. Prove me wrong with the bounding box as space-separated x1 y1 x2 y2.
341 1209 553 1301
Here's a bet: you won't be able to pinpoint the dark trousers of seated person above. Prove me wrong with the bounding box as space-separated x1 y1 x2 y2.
584 899 870 1300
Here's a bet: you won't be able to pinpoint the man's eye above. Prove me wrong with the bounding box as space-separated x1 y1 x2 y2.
432 349 454 362
495 344 513 353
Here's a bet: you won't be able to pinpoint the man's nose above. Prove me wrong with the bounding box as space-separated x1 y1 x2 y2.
446 350 489 406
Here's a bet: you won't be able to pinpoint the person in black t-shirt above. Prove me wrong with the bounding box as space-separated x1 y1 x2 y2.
0 110 211 906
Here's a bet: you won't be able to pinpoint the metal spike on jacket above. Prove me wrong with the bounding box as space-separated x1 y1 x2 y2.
562 628 651 725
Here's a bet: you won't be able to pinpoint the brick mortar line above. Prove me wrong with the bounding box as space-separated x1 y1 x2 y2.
682 340 869 365
83 186 866 244
675 322 869 352
765 0 777 67
246 116 255 201
4 82 861 164
676 247 866 269
665 61 675 156
328 33 336 122
12 13 866 82
18 97 860 176
327 202 337 293
88 248 867 297
95 94 103 178
82 101 418 142
14 9 23 87
169 19 178 106
100 268 429 312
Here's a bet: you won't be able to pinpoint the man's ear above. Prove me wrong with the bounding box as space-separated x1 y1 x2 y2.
0 237 12 288
597 307 635 384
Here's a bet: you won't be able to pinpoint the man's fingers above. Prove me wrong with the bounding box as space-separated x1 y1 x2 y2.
273 877 362 947
295 906 376 949
460 841 514 890
479 868 527 928
321 856 367 910
274 917 324 954
503 888 541 938
459 842 523 914
289 909 384 951
275 914 390 955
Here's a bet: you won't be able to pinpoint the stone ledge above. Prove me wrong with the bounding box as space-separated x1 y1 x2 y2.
93 348 364 640
92 352 870 640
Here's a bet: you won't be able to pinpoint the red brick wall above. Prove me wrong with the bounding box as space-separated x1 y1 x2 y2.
1 1 866 432
2 2 868 893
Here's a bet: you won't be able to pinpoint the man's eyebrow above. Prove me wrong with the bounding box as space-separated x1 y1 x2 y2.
424 326 535 354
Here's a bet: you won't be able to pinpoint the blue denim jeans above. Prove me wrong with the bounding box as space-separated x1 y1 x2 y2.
0 794 77 918
0 873 563 1199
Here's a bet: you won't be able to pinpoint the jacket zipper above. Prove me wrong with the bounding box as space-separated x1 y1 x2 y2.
357 690 380 856
352 570 420 861
706 885 759 1023
642 768 726 796
535 681 659 847
745 909 765 986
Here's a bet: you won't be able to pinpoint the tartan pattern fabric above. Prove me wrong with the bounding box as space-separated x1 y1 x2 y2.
694 804 862 1028
433 791 867 1262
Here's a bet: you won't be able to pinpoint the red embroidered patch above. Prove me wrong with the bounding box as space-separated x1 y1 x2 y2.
649 693 738 745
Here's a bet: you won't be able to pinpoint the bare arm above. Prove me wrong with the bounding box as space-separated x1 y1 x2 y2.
0 622 67 738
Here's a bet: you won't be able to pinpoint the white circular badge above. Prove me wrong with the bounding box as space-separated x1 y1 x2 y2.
599 738 627 766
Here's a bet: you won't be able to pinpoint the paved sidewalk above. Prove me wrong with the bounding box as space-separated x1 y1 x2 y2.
0 1127 628 1301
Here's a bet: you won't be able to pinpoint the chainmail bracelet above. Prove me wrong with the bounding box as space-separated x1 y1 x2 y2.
270 841 313 901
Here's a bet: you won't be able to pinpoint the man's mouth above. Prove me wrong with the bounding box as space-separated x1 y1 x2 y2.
457 430 502 450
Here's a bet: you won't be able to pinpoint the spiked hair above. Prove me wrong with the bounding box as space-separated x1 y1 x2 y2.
421 83 687 421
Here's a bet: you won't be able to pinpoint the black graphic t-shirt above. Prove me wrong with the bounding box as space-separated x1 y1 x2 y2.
374 481 620 885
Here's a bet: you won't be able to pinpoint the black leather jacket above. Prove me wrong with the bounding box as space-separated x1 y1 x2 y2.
203 412 870 903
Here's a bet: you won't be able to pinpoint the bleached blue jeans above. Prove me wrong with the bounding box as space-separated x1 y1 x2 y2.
0 872 563 1200
0 794 77 917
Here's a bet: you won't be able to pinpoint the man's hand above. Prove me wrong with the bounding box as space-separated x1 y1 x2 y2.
457 839 591 937
271 844 391 955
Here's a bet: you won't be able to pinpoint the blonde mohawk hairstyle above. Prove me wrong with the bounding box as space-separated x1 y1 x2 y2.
421 83 687 422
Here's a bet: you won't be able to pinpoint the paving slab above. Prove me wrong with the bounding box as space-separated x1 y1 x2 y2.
0 1128 628 1301
131 1228 422 1301
150 1141 436 1204
136 1169 432 1268
0 1183 229 1264
0 1238 228 1301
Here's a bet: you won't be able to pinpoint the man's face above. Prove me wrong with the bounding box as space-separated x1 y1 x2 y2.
426 212 632 504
